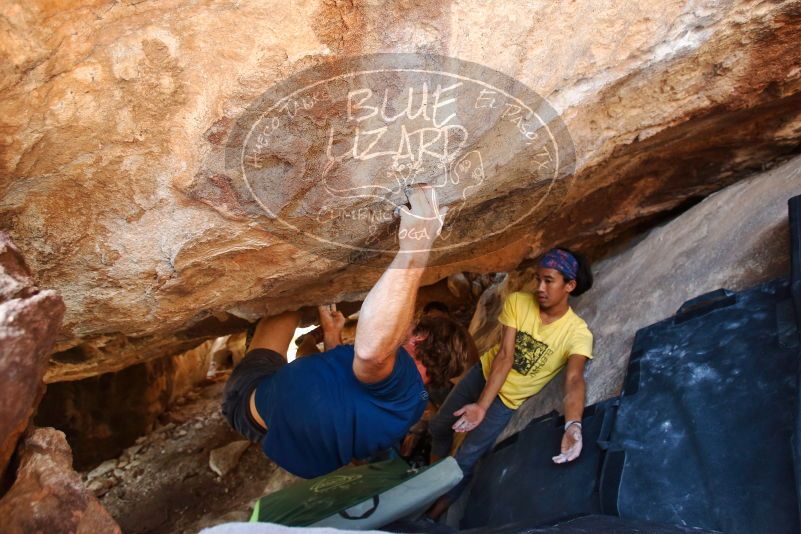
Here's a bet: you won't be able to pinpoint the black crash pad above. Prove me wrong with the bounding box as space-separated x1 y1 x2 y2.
788 195 801 526
600 279 801 533
460 399 618 530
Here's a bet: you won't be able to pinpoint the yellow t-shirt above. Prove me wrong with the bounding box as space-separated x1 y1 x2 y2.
480 291 593 409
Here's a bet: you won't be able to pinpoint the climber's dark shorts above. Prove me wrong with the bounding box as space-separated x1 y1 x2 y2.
221 348 285 444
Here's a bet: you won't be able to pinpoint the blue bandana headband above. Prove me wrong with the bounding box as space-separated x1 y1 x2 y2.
539 249 579 280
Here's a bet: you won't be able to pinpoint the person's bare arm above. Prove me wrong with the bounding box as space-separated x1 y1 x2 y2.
453 325 516 432
562 355 587 421
353 254 426 383
553 354 588 463
353 185 447 383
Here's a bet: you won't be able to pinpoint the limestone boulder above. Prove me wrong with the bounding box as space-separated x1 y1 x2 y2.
468 154 800 440
0 427 120 534
0 233 65 479
1 1 800 380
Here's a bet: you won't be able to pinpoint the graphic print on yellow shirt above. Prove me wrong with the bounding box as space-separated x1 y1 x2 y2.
513 331 553 376
480 291 593 409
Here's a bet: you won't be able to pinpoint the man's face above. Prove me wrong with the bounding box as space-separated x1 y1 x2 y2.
534 266 576 309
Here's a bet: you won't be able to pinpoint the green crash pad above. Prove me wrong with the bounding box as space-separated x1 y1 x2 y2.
250 457 460 527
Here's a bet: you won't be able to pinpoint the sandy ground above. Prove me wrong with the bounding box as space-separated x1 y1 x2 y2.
83 375 299 534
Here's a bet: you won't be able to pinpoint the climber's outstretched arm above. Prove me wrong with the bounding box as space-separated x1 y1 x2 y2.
353 185 447 384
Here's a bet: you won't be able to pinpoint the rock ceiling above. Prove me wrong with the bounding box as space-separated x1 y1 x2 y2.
1 0 799 380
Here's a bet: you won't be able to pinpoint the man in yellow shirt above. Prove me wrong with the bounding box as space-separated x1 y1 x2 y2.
428 248 594 518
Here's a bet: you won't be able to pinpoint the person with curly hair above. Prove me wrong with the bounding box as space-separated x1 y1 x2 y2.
428 247 595 519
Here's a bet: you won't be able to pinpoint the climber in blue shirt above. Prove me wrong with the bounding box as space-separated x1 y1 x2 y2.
222 185 476 478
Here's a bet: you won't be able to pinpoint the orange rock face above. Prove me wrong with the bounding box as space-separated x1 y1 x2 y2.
0 233 65 478
0 427 121 534
1 1 800 380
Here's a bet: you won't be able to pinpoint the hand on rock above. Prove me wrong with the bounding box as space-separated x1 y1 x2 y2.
317 304 345 336
396 185 448 253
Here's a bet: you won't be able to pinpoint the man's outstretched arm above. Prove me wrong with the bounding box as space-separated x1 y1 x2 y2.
553 354 588 463
353 185 447 383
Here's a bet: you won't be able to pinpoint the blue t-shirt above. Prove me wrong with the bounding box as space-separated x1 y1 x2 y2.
253 344 428 478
